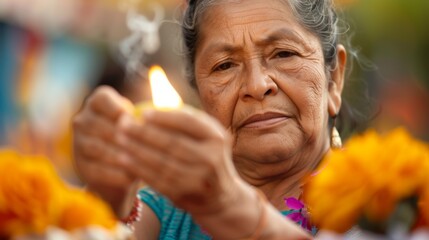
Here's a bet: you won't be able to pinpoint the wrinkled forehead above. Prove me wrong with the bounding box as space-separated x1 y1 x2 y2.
195 0 320 53
197 0 294 26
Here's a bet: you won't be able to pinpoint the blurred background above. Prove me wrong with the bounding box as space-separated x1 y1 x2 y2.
0 0 428 184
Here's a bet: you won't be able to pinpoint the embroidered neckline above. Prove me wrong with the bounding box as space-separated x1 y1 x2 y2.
283 197 317 235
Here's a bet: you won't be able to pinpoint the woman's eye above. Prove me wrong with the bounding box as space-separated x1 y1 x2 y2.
214 62 233 72
275 51 295 58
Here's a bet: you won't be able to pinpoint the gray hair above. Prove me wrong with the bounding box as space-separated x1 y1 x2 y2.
182 0 343 87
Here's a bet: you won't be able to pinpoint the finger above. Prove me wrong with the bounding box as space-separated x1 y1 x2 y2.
115 136 186 190
117 112 233 176
87 86 133 121
140 124 203 164
74 131 136 173
143 108 225 140
141 154 205 196
117 115 203 164
115 116 206 182
73 133 106 159
73 109 117 142
117 127 222 197
116 126 220 196
79 157 135 189
116 128 169 175
115 114 171 175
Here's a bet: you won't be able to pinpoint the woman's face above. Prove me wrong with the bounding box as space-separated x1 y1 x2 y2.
194 0 344 166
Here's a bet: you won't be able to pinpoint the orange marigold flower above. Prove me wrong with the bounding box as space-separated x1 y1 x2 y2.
304 128 429 233
58 188 117 231
0 149 65 236
0 149 119 237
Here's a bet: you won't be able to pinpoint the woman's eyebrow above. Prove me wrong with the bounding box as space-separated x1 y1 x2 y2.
203 42 243 55
255 28 308 49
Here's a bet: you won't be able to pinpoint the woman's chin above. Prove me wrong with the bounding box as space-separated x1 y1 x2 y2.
234 135 305 164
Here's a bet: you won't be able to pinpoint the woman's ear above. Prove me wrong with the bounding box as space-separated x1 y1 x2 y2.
328 44 347 117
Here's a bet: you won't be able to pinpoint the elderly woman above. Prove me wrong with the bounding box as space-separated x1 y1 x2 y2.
73 0 347 239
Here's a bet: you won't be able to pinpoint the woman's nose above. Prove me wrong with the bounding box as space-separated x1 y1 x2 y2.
239 64 278 101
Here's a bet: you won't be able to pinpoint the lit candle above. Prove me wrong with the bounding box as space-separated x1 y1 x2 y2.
134 65 183 117
149 65 183 109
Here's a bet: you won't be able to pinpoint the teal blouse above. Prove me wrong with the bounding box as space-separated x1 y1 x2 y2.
138 187 300 240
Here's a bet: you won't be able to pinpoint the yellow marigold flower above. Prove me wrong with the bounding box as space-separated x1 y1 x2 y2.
0 149 65 236
58 188 117 231
304 128 429 232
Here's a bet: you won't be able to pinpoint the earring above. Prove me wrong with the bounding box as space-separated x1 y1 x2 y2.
331 116 342 149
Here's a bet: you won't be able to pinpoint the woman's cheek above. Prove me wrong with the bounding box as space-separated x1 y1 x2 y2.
276 62 328 130
198 78 237 128
301 87 329 139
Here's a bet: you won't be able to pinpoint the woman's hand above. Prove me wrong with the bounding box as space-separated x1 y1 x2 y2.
72 86 138 216
116 106 242 215
118 107 263 238
117 109 311 239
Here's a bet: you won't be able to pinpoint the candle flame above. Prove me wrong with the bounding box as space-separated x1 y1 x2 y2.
149 65 183 109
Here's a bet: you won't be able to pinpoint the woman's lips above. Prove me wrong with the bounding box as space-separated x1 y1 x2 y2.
241 112 289 128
